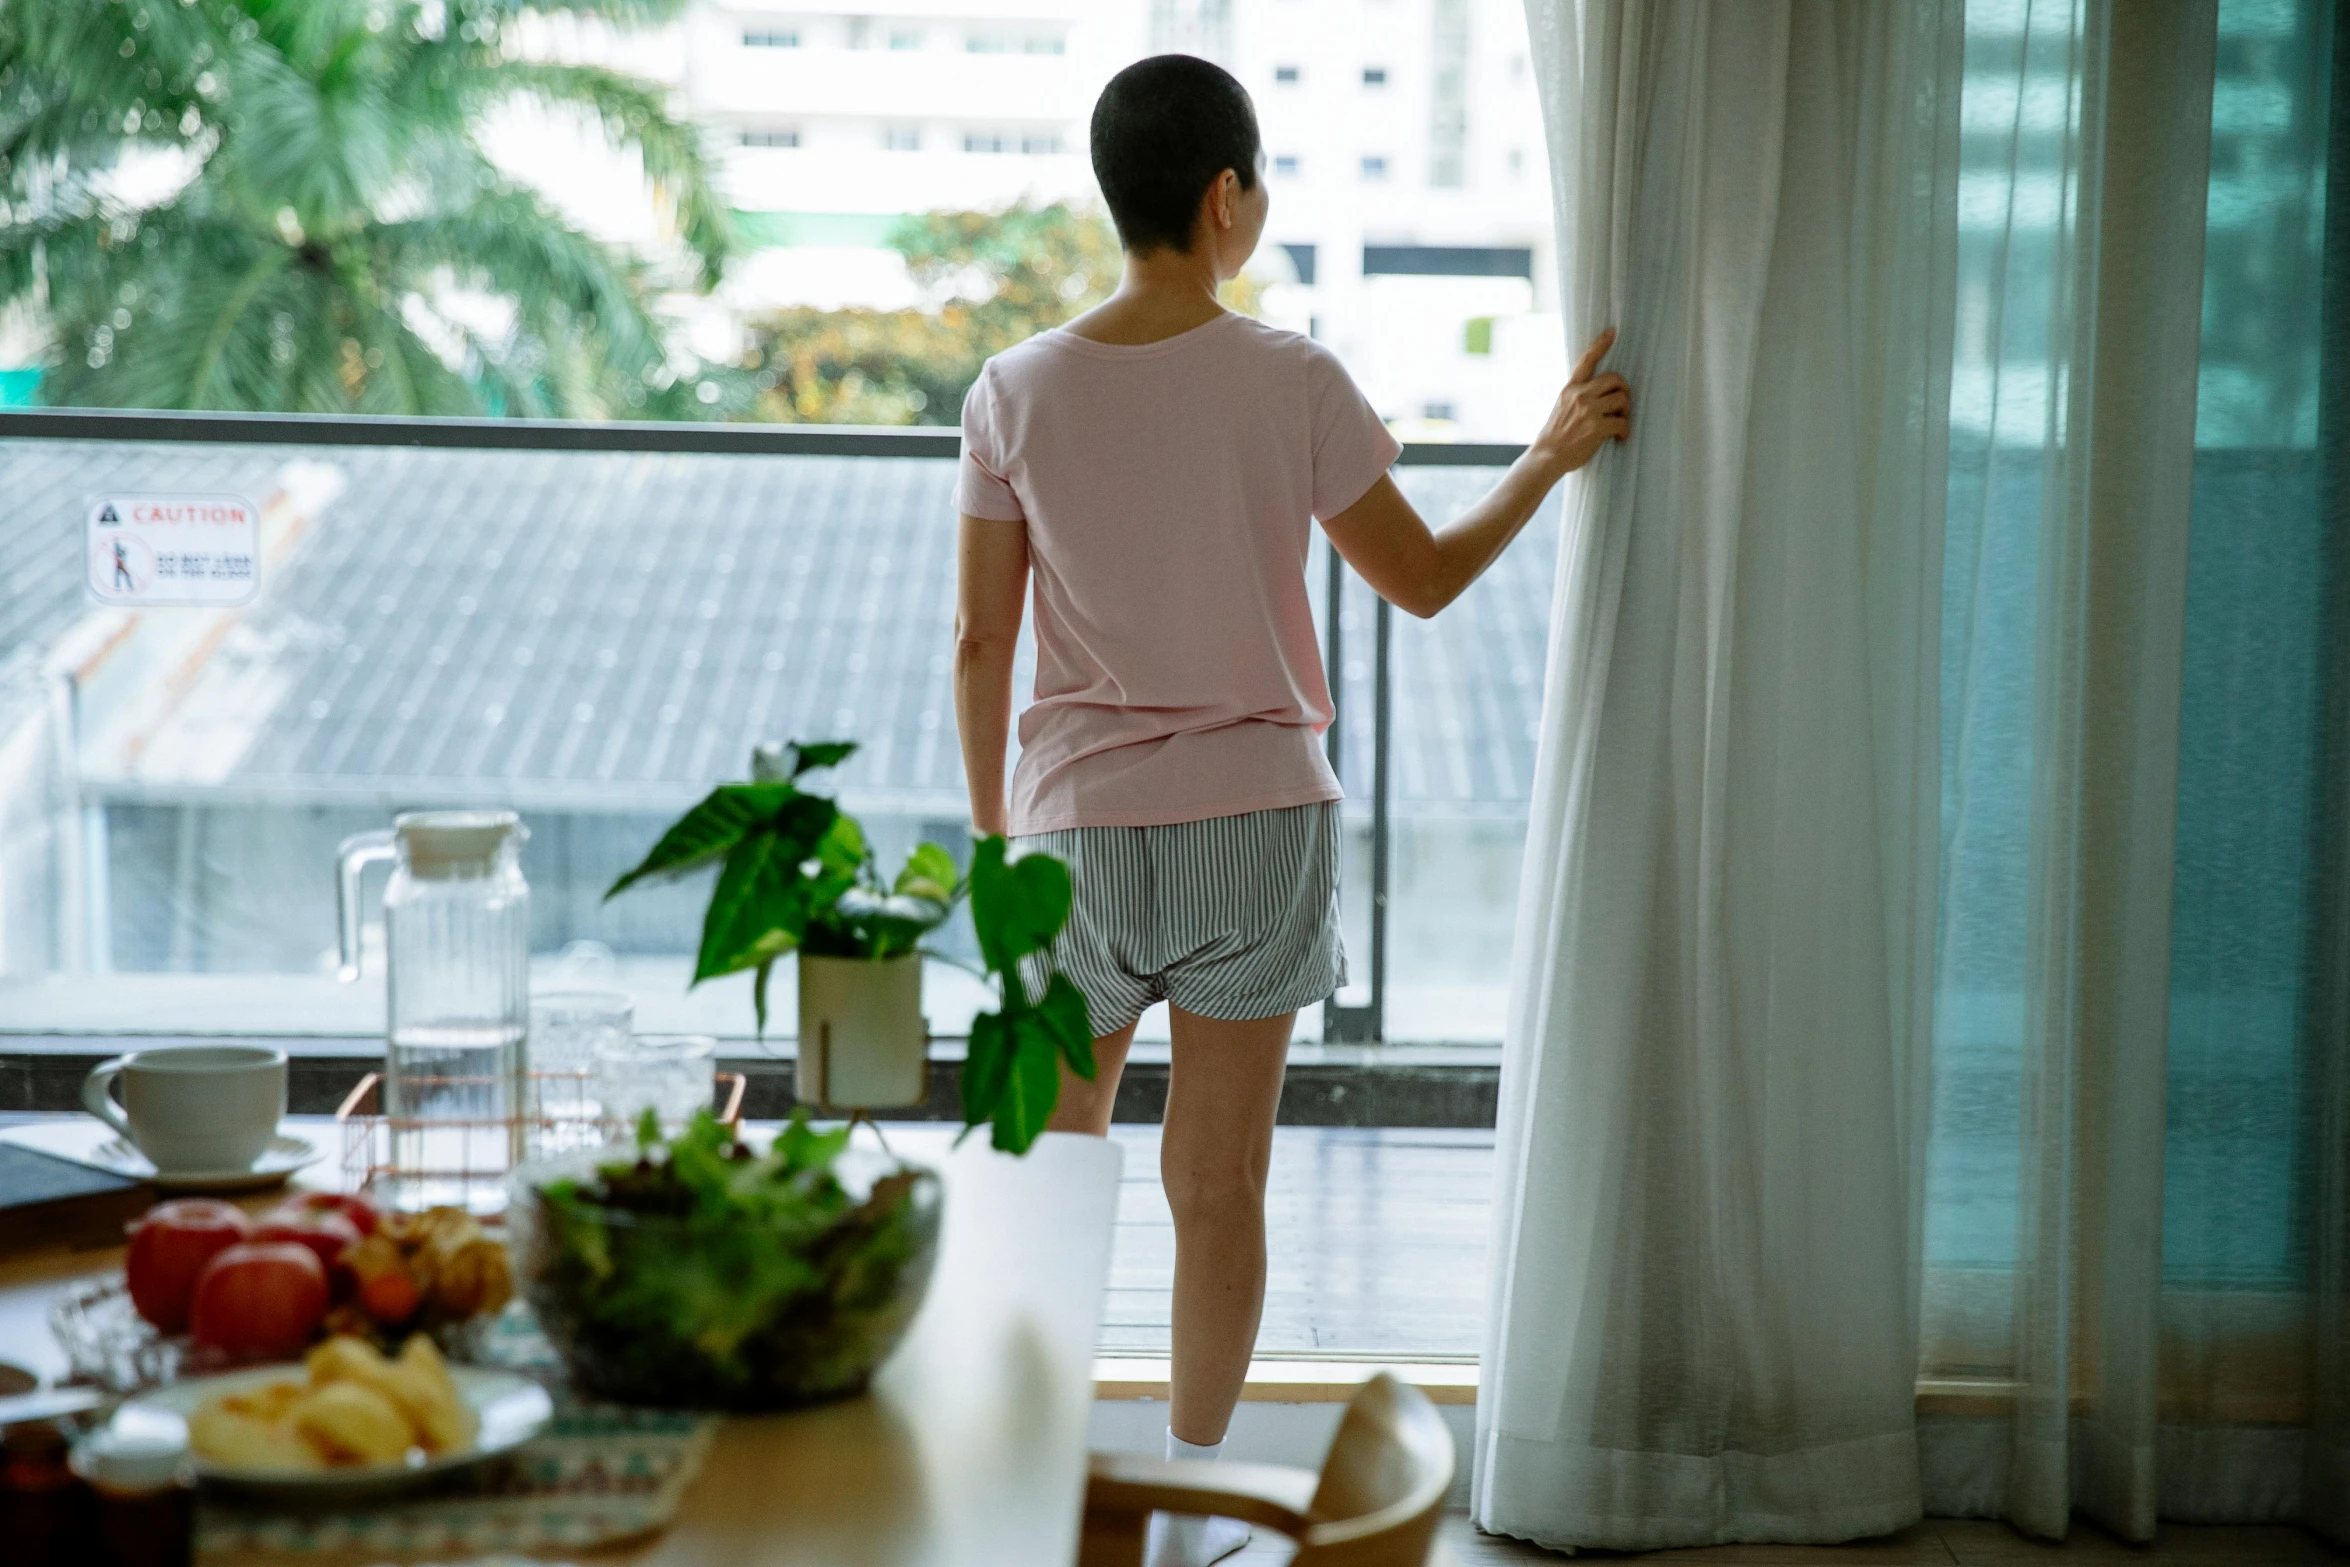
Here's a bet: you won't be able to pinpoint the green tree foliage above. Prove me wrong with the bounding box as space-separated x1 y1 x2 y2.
0 0 733 417
746 201 1119 425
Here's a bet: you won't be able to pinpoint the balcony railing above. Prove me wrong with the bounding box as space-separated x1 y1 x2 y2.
0 407 1542 1046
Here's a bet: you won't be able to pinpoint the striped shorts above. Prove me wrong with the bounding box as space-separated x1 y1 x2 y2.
1012 802 1347 1035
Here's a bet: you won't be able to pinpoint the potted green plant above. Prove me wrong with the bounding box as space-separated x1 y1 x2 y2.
605 740 1095 1154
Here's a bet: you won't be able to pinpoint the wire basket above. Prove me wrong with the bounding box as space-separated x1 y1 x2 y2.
337 1069 748 1215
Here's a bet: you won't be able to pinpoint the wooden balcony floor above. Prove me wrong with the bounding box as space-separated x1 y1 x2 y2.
1100 1125 1493 1359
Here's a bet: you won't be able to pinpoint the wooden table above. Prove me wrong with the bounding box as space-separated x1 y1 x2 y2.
0 1122 1125 1567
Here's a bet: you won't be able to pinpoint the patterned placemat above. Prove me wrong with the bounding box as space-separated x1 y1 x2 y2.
197 1401 717 1557
197 1314 717 1558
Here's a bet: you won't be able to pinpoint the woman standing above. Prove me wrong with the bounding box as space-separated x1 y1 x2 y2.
953 54 1627 1567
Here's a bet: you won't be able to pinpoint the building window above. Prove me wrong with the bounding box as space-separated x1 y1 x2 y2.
1025 34 1067 55
1360 155 1390 181
1274 154 1301 177
743 29 800 48
1362 244 1536 278
1275 65 1301 84
964 131 1010 153
740 128 801 148
1021 133 1063 155
1429 0 1469 187
888 28 922 50
966 33 1010 53
1362 66 1389 86
884 125 922 152
1422 401 1456 422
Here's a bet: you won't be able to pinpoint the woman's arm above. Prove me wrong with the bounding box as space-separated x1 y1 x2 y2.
1321 328 1628 619
954 513 1031 837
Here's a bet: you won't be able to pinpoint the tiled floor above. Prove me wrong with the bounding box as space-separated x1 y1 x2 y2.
1223 1514 2349 1563
1100 1124 1493 1357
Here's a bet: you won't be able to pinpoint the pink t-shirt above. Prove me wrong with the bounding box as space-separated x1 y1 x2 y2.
957 311 1401 835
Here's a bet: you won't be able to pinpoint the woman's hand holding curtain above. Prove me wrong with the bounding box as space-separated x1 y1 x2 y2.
1321 326 1627 619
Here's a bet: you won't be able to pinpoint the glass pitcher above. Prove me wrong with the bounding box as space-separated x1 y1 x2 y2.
337 811 530 1210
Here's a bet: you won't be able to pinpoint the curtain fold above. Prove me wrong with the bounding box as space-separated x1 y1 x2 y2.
2312 10 2350 1538
2013 0 2215 1541
1475 1 1961 1549
1921 0 2349 1541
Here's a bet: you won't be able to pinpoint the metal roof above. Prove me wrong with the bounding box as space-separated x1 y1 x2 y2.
1 436 1558 814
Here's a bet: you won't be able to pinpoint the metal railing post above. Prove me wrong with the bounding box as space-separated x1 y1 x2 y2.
1369 594 1391 1041
1323 551 1389 1046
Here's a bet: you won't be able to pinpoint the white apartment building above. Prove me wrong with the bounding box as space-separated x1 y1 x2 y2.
660 0 1568 438
354 0 1571 438
1220 0 1564 437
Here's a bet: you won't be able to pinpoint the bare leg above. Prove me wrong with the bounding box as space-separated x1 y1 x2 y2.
1048 1018 1136 1136
1161 1005 1293 1446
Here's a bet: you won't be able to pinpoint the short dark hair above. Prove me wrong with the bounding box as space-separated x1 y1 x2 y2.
1090 55 1261 255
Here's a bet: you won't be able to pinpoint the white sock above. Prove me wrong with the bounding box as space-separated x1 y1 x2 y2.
1145 1430 1251 1567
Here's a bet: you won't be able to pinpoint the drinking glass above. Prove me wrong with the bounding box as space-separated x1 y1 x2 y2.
594 1034 718 1140
530 991 633 1153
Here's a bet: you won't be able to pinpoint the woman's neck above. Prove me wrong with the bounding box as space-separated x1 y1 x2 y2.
1061 246 1227 346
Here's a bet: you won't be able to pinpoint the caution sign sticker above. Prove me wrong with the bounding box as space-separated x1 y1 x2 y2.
87 493 261 607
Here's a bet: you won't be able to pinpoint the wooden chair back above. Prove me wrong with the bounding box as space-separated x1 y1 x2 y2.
1079 1373 1455 1567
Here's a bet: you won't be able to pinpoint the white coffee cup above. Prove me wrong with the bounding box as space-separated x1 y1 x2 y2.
81 1045 287 1174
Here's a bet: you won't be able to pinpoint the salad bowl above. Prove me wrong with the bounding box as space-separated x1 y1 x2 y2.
508 1114 941 1411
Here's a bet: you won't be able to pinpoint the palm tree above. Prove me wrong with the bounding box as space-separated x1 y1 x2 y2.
0 0 733 418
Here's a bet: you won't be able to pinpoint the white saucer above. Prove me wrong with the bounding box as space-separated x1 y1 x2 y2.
0 1119 323 1192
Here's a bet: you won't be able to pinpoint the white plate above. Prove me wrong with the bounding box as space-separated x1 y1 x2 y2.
0 1119 321 1192
114 1362 555 1503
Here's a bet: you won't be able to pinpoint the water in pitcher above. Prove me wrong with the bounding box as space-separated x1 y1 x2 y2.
341 811 532 1214
384 1020 529 1210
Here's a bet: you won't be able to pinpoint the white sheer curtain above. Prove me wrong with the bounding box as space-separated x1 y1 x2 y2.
1474 1 1962 1549
1920 0 2350 1542
1914 0 2218 1539
1491 0 2350 1549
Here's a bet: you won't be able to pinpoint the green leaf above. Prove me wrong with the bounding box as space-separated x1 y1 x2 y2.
1036 972 1097 1081
753 956 776 1039
695 833 802 982
820 888 952 961
812 810 866 876
773 1108 853 1176
607 783 795 899
961 1011 1012 1132
769 791 844 859
789 740 858 777
968 836 1073 977
992 1018 1063 1154
893 842 961 905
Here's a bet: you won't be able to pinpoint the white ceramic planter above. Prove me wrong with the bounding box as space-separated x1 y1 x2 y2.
795 953 927 1109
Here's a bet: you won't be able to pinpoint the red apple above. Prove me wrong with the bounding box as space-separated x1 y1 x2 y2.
125 1199 252 1333
190 1242 329 1358
253 1208 362 1299
272 1190 380 1238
